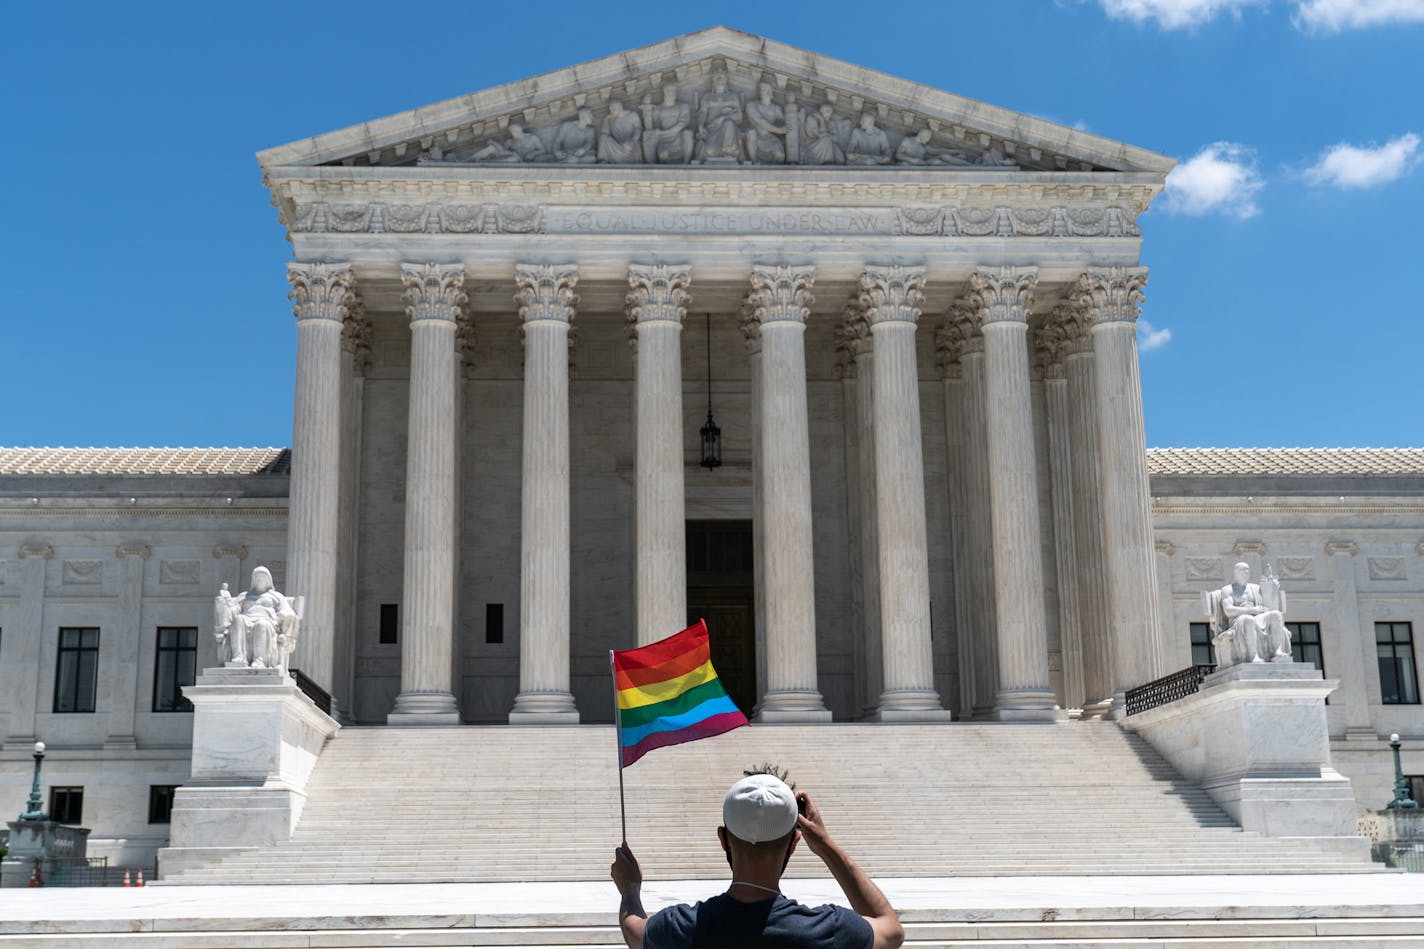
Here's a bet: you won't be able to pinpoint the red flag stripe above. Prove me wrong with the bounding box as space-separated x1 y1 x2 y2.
612 621 709 671
614 640 711 690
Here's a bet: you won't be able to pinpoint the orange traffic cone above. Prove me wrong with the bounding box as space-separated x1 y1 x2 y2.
28 864 39 887
122 869 131 887
136 870 145 887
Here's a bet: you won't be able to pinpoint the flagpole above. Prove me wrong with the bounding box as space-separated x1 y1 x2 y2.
609 649 627 844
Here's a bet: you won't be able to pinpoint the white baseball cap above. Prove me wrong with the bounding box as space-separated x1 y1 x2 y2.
723 774 799 843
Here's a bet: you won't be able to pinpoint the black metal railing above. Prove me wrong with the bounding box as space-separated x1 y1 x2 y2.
1125 664 1217 716
290 667 333 716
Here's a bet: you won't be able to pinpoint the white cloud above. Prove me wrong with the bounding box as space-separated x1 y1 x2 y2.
1096 0 1266 29
1293 0 1424 32
1138 320 1173 352
1160 142 1265 218
1303 133 1422 188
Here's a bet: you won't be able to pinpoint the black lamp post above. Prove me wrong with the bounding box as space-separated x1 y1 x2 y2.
700 312 721 469
1388 733 1420 810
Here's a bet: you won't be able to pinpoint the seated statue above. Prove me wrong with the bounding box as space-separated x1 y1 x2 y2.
553 108 597 163
214 566 303 674
799 104 845 165
641 85 694 164
846 112 892 165
743 82 787 164
1202 561 1292 670
598 99 644 163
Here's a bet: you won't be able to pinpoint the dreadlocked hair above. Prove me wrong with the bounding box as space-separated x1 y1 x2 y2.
743 762 795 790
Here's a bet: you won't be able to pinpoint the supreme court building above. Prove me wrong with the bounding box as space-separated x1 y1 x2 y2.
3 28 1423 871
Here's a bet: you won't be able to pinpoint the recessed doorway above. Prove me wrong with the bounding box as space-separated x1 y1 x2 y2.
685 519 756 716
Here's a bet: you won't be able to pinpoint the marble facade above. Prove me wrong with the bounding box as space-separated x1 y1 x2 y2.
2 29 1424 870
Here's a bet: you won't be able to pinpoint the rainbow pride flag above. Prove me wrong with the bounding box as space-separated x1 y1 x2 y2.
612 620 748 767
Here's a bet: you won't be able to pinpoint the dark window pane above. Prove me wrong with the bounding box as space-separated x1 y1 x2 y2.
50 787 83 824
379 604 399 645
1287 622 1324 673
54 628 100 713
148 785 178 824
1378 623 1419 705
153 627 197 712
1188 623 1214 666
486 603 504 644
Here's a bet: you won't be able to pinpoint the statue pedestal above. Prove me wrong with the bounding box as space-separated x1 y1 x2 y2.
157 667 338 879
1 820 90 888
1123 663 1366 848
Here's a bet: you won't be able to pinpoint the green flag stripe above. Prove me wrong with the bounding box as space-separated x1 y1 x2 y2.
618 676 729 729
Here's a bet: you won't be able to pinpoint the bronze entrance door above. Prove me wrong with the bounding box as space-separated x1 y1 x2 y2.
685 520 757 716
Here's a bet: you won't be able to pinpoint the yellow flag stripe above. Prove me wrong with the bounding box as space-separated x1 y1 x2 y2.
616 659 718 709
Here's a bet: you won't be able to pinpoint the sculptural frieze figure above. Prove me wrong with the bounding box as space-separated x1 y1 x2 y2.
799 103 846 165
895 128 970 165
1202 561 1293 670
695 65 744 162
214 566 304 675
846 112 892 165
743 82 788 164
597 99 644 163
553 108 597 163
641 85 694 164
468 123 549 163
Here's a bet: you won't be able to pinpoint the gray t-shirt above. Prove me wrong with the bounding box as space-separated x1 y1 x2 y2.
645 893 873 949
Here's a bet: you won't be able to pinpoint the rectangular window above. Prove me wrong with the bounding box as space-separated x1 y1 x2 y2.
148 785 178 824
1286 622 1324 673
49 786 83 824
486 603 504 644
152 627 198 712
1188 622 1214 666
379 604 399 645
1408 776 1424 807
53 628 100 713
1377 622 1419 705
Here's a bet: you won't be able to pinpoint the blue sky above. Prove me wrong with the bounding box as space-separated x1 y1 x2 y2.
2 0 1420 448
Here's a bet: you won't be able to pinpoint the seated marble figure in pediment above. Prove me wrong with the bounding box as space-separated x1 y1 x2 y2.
415 63 1025 170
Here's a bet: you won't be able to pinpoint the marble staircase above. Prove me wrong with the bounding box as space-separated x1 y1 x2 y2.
160 722 1375 885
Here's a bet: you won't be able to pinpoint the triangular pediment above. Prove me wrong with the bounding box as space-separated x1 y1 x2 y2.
258 27 1173 176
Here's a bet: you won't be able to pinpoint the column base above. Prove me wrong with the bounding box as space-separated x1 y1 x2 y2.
991 688 1067 723
754 690 832 723
387 690 461 726
871 689 952 722
1342 726 1379 742
1080 696 1115 720
509 690 581 725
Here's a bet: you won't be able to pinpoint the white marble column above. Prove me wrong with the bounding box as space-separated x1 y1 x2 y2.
285 263 353 699
947 301 998 718
740 306 769 703
106 544 150 748
1061 307 1114 714
626 265 691 646
861 266 949 721
837 311 883 717
1080 267 1162 702
748 265 830 722
1036 318 1085 711
334 308 370 720
1326 541 1375 739
510 264 581 723
389 262 466 725
1 545 50 746
969 267 1061 721
936 316 976 720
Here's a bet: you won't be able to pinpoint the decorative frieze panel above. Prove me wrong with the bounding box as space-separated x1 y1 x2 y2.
1185 557 1223 582
1275 557 1316 581
288 200 1140 239
62 559 103 585
1368 557 1408 581
160 559 201 585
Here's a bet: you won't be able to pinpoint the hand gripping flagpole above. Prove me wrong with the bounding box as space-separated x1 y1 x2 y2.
609 649 628 844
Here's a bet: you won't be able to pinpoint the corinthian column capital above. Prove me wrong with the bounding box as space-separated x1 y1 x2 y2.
401 263 468 323
749 265 815 325
287 262 355 323
1076 266 1148 325
1032 318 1069 380
514 264 579 325
625 264 691 325
968 266 1038 325
738 299 762 355
1054 299 1095 356
859 265 926 325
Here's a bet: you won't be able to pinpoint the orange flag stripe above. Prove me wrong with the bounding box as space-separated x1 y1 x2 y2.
613 640 710 690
